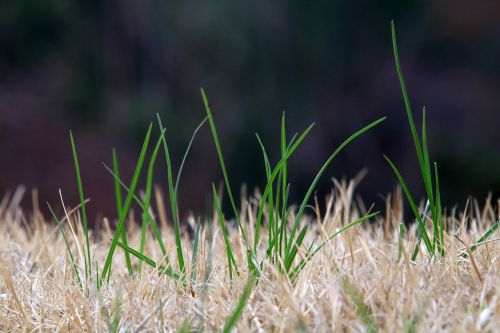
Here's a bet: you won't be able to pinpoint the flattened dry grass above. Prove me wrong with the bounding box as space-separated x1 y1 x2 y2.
1 184 499 332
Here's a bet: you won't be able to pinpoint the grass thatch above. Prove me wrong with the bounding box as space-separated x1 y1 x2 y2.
1 183 499 332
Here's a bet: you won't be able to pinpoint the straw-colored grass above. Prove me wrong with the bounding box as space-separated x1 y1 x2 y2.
1 182 499 332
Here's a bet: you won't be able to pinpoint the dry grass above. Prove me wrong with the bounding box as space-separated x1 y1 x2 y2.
1 182 500 332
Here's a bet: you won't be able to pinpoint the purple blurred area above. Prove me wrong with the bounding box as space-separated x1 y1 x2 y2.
0 1 499 224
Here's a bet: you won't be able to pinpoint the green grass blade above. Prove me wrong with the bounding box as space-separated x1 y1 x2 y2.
434 163 445 255
465 221 500 256
201 88 249 249
69 130 92 280
100 124 154 284
286 117 385 258
102 162 169 259
222 278 254 333
112 149 133 275
116 242 180 280
390 21 426 179
212 183 238 280
138 133 164 273
284 224 309 273
190 218 202 282
255 133 275 255
174 116 209 198
398 222 405 262
255 123 315 237
156 114 186 276
47 203 83 290
384 155 433 254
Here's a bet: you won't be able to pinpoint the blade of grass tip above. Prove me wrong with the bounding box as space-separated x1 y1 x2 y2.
138 133 163 273
156 114 186 276
69 130 92 280
290 212 379 278
384 155 434 255
222 277 254 333
116 242 180 281
212 183 238 280
101 124 153 284
200 88 249 248
47 203 83 290
391 21 426 177
102 162 169 261
190 218 202 282
174 116 209 198
286 117 385 258
112 149 133 275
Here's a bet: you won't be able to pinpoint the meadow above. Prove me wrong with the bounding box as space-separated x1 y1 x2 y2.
1 22 499 332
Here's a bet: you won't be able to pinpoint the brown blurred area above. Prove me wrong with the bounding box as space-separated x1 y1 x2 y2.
0 1 499 224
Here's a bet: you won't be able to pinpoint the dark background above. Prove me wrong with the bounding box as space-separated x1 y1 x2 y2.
1 1 499 223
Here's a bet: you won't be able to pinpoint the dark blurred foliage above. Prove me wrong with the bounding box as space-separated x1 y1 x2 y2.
0 1 499 223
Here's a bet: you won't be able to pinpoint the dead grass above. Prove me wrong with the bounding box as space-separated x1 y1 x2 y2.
1 182 500 332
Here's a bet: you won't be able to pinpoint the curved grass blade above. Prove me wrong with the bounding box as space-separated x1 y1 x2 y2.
286 117 385 259
174 116 209 198
384 155 433 254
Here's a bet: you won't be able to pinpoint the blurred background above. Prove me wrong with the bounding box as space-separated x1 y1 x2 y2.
1 1 499 223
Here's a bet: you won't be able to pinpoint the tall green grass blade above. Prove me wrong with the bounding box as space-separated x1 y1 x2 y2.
286 117 385 259
112 150 133 275
201 88 249 249
212 183 238 280
222 278 254 333
69 130 92 280
384 155 433 254
434 163 444 255
101 124 154 285
156 114 186 276
138 133 164 273
47 203 83 290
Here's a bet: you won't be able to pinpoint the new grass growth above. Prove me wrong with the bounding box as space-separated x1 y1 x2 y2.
384 20 445 258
